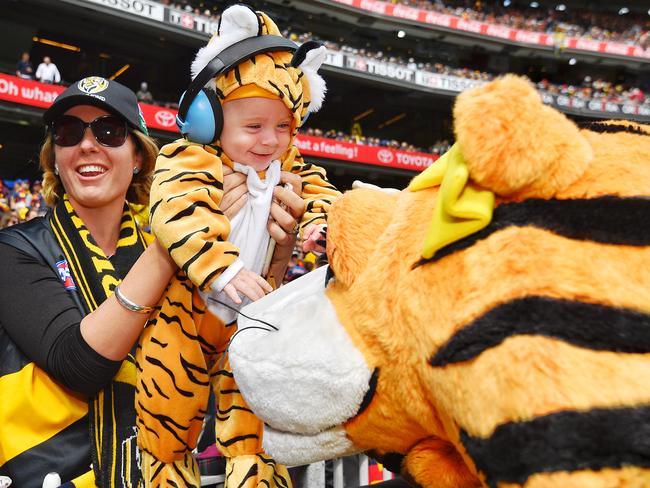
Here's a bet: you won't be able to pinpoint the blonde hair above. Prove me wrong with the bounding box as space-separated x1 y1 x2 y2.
40 129 159 207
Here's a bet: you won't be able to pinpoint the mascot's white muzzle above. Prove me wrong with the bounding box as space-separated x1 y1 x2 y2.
228 266 373 464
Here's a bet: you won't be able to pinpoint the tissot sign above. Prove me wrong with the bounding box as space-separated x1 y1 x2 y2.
0 73 436 172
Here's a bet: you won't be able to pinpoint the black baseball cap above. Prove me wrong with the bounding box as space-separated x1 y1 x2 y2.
43 76 148 135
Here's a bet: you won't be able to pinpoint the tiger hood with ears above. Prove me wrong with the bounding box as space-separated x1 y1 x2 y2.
229 75 650 488
135 4 340 487
191 3 327 142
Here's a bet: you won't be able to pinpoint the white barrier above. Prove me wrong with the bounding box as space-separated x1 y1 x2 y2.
200 454 394 487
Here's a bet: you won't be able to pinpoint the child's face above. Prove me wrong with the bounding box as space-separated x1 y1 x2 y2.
220 97 293 172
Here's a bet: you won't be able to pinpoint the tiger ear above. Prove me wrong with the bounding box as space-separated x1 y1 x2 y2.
454 75 591 199
292 42 327 113
191 4 259 80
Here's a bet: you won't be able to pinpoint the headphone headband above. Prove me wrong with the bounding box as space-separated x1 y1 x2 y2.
178 35 299 121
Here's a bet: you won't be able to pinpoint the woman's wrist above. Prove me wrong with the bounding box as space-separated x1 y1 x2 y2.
114 285 155 314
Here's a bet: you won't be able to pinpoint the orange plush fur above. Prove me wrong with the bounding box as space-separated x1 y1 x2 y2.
229 75 650 488
321 76 650 487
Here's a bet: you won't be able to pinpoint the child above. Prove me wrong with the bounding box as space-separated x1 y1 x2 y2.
136 4 341 487
200 82 333 323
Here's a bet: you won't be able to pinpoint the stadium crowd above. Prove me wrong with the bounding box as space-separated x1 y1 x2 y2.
284 30 650 107
0 126 450 231
161 0 650 49
0 179 46 228
402 0 650 48
5 1 648 233
13 1 650 110
302 127 452 155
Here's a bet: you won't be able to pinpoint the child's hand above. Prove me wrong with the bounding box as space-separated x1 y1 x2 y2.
302 224 327 253
223 268 273 304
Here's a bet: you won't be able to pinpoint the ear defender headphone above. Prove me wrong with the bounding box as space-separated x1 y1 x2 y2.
176 36 299 145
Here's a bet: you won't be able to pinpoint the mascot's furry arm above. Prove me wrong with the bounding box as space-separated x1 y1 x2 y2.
228 75 650 488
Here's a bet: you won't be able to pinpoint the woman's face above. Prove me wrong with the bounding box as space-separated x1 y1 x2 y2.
53 105 141 211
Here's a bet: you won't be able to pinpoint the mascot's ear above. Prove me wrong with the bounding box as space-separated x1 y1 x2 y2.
292 41 327 114
454 74 592 199
327 188 397 287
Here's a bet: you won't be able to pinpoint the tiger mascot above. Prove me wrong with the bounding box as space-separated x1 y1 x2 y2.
135 5 339 486
227 74 650 488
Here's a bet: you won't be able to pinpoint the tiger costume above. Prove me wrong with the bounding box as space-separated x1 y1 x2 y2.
227 75 650 488
135 5 340 486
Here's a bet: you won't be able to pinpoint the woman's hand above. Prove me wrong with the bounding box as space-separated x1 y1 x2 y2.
221 166 248 220
268 172 305 245
221 166 304 243
269 172 304 283
219 167 305 284
302 223 327 253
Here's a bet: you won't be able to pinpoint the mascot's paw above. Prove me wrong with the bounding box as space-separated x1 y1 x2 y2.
140 451 199 487
454 74 592 199
401 438 481 488
225 453 292 488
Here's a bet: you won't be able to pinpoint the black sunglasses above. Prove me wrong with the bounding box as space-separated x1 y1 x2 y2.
51 115 129 147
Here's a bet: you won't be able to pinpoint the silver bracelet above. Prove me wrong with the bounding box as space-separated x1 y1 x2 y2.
114 285 155 315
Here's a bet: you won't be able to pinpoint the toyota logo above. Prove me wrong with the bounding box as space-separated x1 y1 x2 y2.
377 149 394 164
155 110 176 128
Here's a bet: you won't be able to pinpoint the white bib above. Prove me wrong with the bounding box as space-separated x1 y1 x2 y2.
201 160 281 323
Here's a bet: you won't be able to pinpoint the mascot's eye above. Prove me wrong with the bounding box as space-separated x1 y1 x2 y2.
325 265 336 286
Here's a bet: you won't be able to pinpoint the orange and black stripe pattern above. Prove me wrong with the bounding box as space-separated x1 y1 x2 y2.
424 195 650 487
416 122 650 487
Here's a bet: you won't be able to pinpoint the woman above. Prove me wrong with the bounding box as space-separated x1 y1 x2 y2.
0 76 304 487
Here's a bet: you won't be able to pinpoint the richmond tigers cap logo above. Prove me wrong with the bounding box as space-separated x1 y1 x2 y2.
77 76 110 94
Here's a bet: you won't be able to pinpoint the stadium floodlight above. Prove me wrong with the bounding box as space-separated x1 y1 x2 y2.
353 108 374 121
109 64 130 80
618 7 629 15
397 30 406 38
556 4 566 11
530 2 539 7
503 0 511 6
569 58 577 65
378 113 407 129
32 36 80 52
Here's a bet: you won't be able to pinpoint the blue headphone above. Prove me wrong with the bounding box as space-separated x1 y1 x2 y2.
176 35 299 145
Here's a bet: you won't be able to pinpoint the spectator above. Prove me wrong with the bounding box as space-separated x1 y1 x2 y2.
15 52 34 79
284 251 308 282
136 81 154 104
0 211 19 229
35 56 61 84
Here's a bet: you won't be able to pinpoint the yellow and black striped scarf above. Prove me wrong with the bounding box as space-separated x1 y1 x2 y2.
51 195 151 487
